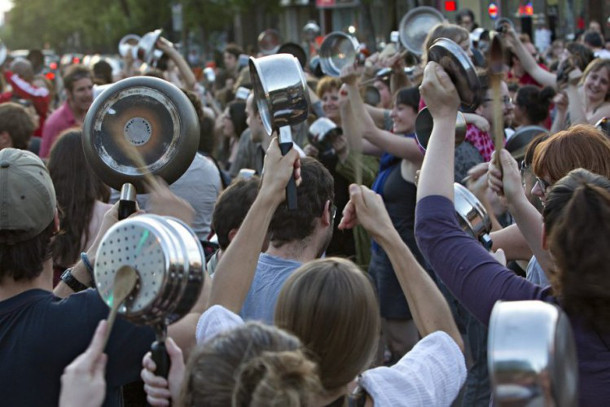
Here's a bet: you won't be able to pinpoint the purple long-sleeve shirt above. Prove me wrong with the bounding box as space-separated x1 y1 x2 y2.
415 195 610 407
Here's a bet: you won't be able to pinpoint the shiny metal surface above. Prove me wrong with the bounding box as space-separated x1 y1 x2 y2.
94 214 204 326
488 300 579 407
428 37 481 110
118 34 140 58
82 76 199 191
415 106 466 151
505 126 549 161
136 29 162 64
453 183 492 247
319 32 359 77
249 54 310 135
308 117 343 151
0 42 8 66
399 6 445 56
258 29 282 55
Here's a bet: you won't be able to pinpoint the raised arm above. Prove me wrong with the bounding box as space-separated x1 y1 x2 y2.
339 184 463 351
156 37 197 91
501 26 556 89
207 138 300 312
341 66 423 163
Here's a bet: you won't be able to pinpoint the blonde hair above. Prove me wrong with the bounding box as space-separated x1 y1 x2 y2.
178 322 322 407
422 23 470 63
275 258 380 393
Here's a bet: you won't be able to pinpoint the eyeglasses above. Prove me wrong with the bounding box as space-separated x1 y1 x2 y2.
483 96 513 106
535 177 551 194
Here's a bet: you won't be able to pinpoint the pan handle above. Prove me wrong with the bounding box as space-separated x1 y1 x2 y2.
151 340 170 379
118 183 137 220
278 126 297 210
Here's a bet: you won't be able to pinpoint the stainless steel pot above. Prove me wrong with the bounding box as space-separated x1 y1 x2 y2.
319 32 360 77
427 37 481 111
82 76 200 192
249 54 310 209
136 29 163 65
308 117 343 158
118 34 140 59
399 6 445 56
453 183 492 249
488 300 579 406
505 126 549 161
415 106 467 151
95 214 205 376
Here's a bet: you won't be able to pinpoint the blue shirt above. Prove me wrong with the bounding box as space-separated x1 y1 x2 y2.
240 253 302 323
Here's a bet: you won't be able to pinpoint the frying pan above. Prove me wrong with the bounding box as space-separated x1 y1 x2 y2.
488 300 579 406
427 37 481 111
249 54 310 209
94 214 205 377
82 76 200 218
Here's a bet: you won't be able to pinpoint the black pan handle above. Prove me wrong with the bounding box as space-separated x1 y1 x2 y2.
118 183 137 220
279 142 297 210
151 340 170 379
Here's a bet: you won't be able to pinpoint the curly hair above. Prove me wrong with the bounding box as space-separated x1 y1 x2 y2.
268 158 334 246
315 76 342 99
544 169 610 333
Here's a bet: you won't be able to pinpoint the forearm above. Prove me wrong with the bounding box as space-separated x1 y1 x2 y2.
510 40 556 88
507 194 553 272
167 49 197 90
377 227 463 351
207 193 280 312
417 115 456 202
566 85 587 125
490 223 533 261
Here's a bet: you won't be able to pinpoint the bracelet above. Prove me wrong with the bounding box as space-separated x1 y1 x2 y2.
81 252 95 284
60 268 89 292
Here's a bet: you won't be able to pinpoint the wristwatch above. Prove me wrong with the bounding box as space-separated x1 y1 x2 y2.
60 268 89 292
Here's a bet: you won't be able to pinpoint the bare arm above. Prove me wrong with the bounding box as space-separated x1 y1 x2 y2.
157 37 197 91
340 185 463 351
490 223 533 261
207 139 300 312
416 62 460 202
501 27 556 88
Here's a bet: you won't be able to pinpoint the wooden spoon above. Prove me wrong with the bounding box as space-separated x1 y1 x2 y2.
488 34 505 168
102 266 138 349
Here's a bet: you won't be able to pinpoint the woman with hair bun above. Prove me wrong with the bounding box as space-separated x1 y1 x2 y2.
512 85 556 128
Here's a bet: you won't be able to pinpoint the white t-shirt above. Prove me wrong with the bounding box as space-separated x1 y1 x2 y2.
196 305 467 407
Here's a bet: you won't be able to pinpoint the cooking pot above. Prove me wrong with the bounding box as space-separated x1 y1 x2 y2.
249 54 310 209
505 126 548 161
399 6 445 56
136 29 163 65
488 300 578 406
308 117 343 158
319 32 360 77
82 76 199 217
415 106 467 151
427 37 481 111
453 183 492 249
94 214 205 376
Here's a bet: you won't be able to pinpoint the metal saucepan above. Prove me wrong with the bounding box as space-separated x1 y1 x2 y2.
505 126 549 162
249 54 310 209
319 32 360 77
118 34 140 59
136 29 163 65
415 106 467 151
488 300 579 406
427 37 481 111
308 117 343 158
399 6 445 56
258 29 282 55
95 214 205 377
82 76 199 217
453 183 492 249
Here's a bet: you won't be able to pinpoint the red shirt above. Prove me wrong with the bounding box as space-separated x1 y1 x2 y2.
39 102 77 158
3 71 50 137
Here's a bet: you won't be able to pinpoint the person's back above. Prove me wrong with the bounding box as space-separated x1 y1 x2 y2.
0 148 155 406
240 157 334 323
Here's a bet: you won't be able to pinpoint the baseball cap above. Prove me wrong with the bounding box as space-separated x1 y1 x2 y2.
0 148 56 244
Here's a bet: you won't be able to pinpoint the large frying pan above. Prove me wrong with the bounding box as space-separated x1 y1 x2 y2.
82 76 200 217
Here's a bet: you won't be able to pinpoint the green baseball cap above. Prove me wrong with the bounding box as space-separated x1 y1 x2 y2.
0 148 56 244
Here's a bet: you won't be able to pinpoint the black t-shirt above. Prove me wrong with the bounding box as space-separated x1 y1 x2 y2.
0 289 155 407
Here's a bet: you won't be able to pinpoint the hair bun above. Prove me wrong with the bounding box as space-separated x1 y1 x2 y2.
233 350 322 406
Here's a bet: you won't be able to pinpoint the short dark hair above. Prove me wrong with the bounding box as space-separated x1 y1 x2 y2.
224 43 243 60
268 158 334 246
0 102 36 149
63 64 93 93
212 177 260 250
394 86 420 111
93 60 113 85
0 220 55 282
456 8 475 24
515 85 556 124
584 30 603 48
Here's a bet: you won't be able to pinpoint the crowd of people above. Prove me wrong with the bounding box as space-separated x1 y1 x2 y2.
0 9 609 407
